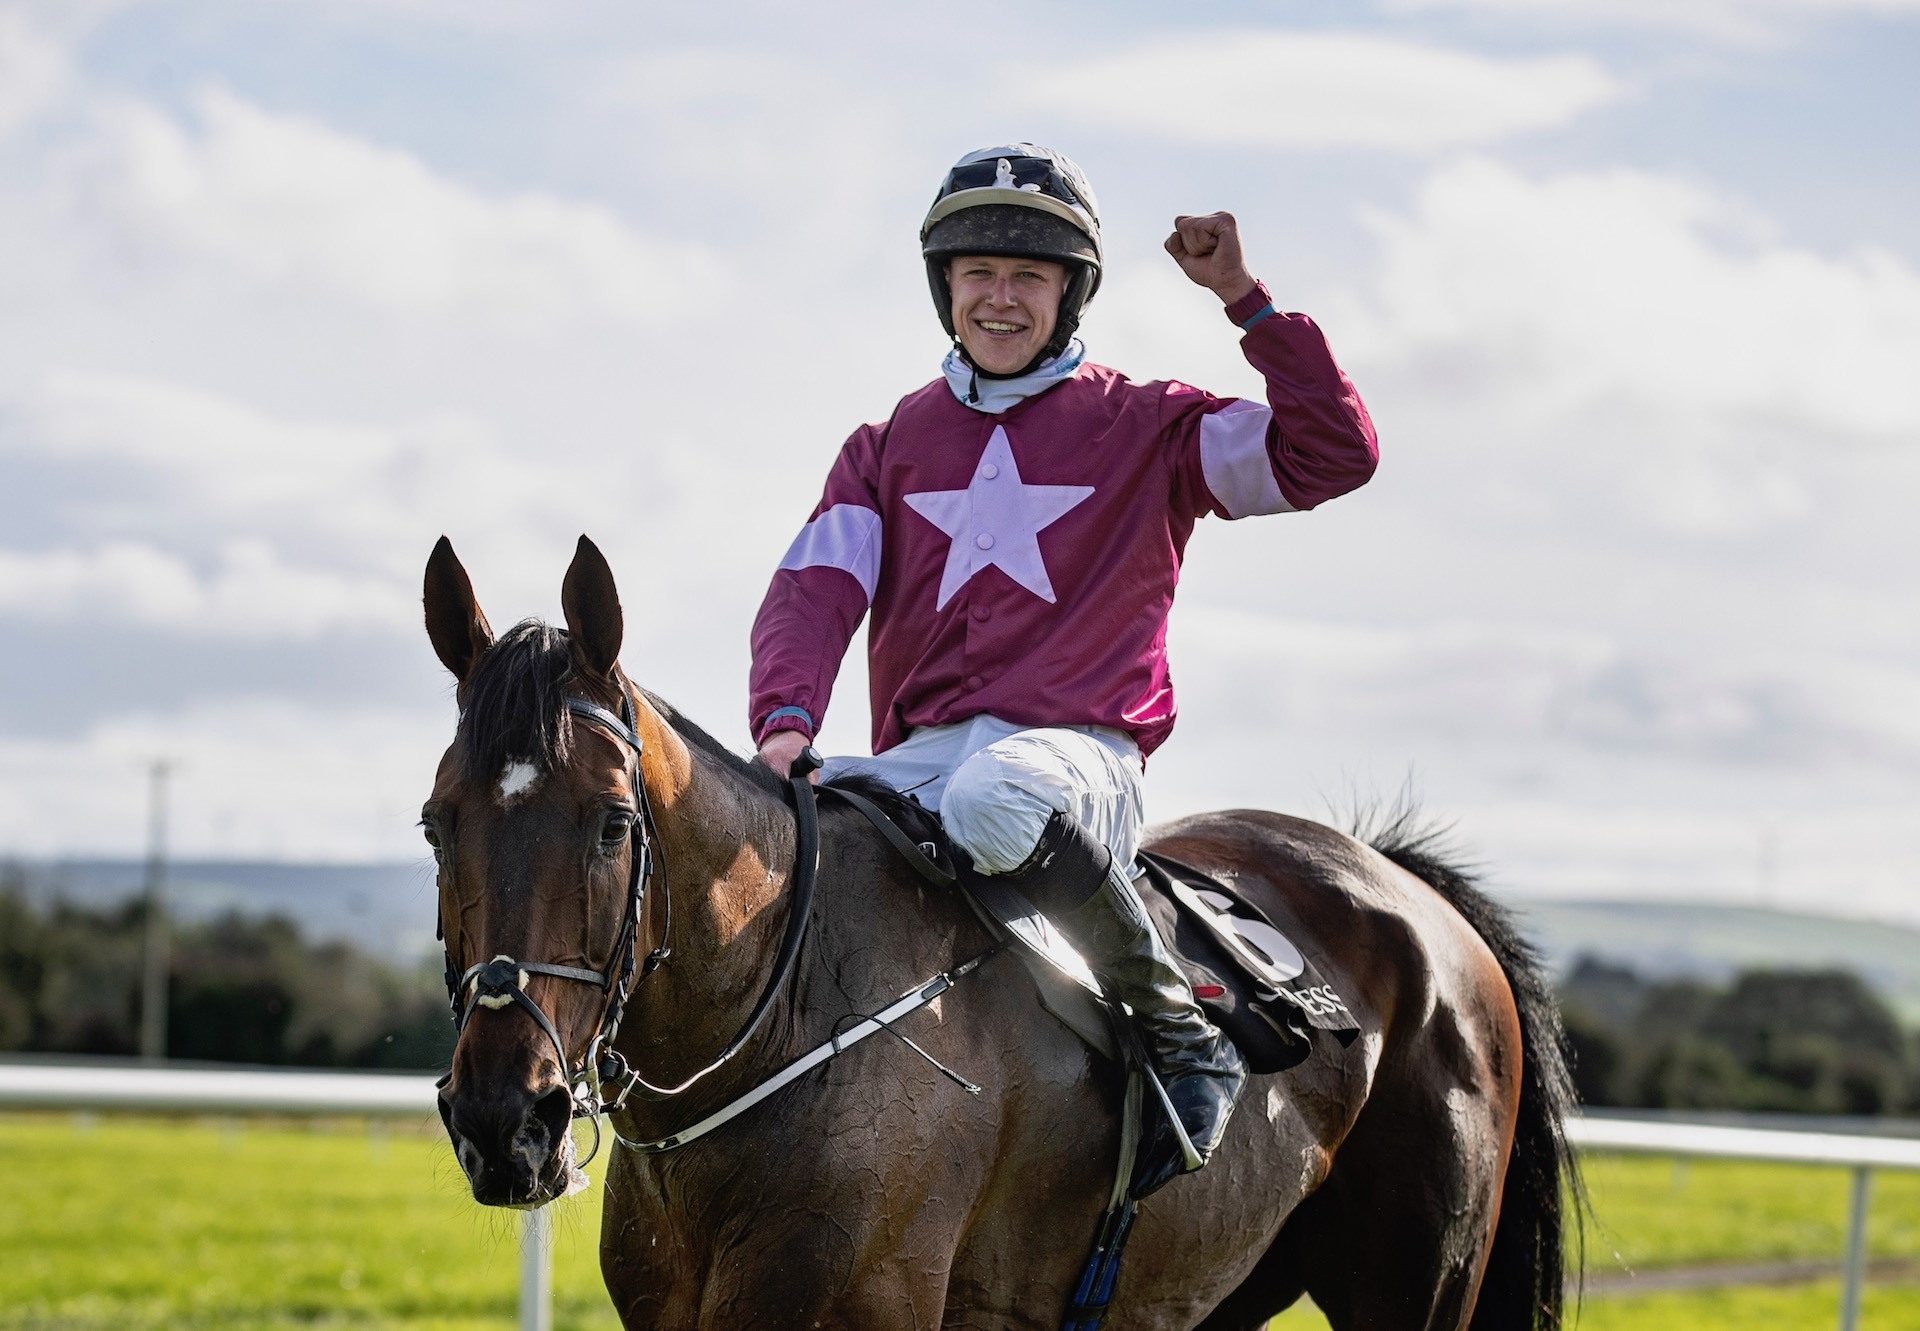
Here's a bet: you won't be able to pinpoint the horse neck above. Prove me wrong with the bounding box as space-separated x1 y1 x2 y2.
617 689 799 1090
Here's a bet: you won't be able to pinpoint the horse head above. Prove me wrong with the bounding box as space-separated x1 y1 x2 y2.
422 534 653 1207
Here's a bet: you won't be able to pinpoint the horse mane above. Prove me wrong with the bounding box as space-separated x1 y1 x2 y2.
456 618 789 803
1352 798 1588 1327
655 702 946 852
641 689 785 799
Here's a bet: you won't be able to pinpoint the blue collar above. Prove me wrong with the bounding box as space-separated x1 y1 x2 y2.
942 340 1086 414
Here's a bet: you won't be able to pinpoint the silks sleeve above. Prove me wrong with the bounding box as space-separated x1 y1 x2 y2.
747 425 885 747
1166 280 1378 523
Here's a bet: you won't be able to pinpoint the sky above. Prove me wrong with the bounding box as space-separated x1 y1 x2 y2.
0 0 1915 924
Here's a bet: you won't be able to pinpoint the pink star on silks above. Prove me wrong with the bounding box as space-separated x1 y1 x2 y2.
904 426 1094 611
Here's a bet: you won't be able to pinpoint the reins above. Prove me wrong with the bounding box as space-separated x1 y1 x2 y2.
590 723 824 1109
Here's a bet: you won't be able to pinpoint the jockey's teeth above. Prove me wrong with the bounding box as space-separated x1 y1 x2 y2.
981 322 1021 333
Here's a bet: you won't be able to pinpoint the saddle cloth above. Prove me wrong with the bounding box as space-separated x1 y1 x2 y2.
1133 851 1360 1073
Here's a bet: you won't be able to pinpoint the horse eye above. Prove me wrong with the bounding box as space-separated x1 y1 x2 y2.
599 811 633 846
421 822 442 850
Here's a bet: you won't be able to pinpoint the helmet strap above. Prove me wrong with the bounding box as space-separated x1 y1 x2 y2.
953 340 1051 384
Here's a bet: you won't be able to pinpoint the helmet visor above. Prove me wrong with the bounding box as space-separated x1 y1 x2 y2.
921 153 1101 251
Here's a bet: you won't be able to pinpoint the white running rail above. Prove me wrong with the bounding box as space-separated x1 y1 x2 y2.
0 1061 553 1331
6 1062 1920 1331
1570 1115 1920 1331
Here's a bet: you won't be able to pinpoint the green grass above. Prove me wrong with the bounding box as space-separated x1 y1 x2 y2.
1579 1152 1920 1271
1271 1153 1920 1330
0 1114 620 1330
1273 1283 1920 1329
6 1117 1920 1330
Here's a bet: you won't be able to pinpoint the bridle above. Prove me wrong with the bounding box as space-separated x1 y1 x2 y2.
435 686 823 1164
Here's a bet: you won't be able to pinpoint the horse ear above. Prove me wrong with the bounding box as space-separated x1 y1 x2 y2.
423 536 495 685
561 535 623 683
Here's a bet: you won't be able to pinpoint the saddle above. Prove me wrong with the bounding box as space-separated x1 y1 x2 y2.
822 778 1360 1073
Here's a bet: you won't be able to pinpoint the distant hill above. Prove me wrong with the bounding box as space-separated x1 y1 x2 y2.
1518 898 1920 1024
8 859 438 963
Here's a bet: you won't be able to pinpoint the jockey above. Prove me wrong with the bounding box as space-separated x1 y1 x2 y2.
750 144 1377 1194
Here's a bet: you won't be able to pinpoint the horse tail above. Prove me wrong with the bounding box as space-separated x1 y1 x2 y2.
1360 809 1586 1331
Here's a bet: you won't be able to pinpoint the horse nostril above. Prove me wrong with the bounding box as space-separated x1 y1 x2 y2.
525 1085 575 1168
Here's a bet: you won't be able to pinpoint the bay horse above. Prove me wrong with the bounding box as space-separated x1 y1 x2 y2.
423 534 1580 1330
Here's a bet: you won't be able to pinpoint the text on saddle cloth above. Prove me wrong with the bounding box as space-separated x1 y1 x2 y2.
1135 851 1360 1074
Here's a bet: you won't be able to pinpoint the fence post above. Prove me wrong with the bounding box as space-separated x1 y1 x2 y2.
1839 1164 1871 1331
520 1206 553 1331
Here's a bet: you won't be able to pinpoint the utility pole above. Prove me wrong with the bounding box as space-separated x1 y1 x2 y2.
139 760 172 1063
1758 824 1779 910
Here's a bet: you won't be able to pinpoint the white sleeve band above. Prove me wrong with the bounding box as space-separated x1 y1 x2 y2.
777 503 883 602
1198 399 1293 519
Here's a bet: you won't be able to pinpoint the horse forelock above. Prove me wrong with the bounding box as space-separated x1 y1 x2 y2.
457 619 577 785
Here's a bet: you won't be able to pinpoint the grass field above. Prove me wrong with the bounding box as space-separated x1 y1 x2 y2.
4 1113 1920 1329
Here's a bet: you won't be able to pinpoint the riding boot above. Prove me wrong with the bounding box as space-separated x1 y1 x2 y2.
1006 811 1248 1197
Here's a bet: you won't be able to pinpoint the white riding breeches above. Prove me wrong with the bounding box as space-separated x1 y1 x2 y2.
819 714 1146 877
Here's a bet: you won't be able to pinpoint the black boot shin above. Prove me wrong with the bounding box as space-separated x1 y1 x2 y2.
1004 812 1248 1195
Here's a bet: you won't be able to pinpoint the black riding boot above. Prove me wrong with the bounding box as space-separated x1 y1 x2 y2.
1007 811 1248 1197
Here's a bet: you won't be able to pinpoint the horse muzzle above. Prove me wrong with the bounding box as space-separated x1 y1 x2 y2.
438 1075 582 1208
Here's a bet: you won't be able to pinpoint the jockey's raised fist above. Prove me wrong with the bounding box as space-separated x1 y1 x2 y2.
1165 213 1258 307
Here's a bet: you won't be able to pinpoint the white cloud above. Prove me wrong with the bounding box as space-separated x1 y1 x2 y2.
0 540 414 638
66 87 726 326
1168 606 1920 776
1350 160 1920 432
1390 0 1920 43
0 10 69 141
20 369 403 493
0 7 1911 929
2 370 627 582
0 696 450 859
1330 159 1920 535
1147 606 1920 922
1018 32 1625 152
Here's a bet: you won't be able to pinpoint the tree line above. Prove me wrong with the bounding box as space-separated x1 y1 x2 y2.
1561 955 1920 1115
7 862 1920 1113
0 869 453 1069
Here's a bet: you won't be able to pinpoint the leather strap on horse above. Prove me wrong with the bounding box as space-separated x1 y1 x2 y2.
713 749 825 1064
820 785 956 887
606 744 825 1104
612 949 996 1154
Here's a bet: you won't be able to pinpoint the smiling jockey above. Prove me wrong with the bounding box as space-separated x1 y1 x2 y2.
750 144 1377 1194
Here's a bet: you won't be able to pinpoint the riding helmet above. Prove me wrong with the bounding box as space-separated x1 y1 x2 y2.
921 144 1103 368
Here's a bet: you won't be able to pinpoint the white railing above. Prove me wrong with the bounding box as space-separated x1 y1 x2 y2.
1569 1114 1920 1331
0 1061 555 1331
6 1062 1920 1331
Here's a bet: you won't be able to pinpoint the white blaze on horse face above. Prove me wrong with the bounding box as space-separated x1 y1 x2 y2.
498 761 542 805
